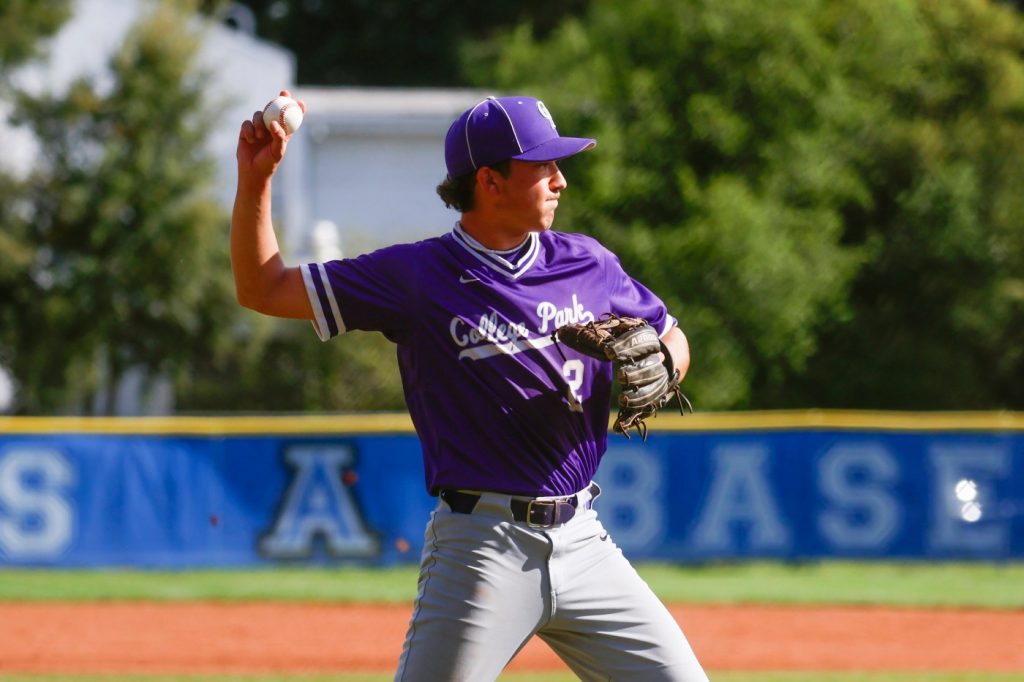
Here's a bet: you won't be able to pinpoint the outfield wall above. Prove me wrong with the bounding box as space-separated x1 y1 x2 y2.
0 412 1022 567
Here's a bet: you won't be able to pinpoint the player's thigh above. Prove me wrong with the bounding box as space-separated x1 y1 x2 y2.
539 521 708 681
395 509 549 682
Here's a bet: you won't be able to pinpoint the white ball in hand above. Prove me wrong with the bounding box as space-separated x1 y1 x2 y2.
262 95 303 135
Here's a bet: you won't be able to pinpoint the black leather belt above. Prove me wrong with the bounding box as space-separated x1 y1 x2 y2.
440 487 595 528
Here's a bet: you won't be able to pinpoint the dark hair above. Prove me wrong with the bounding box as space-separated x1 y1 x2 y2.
436 160 512 212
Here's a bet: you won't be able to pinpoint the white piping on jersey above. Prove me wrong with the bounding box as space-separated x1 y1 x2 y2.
301 265 329 341
452 223 540 279
457 332 557 361
301 263 346 341
457 228 527 256
660 315 679 338
453 225 536 268
318 263 346 335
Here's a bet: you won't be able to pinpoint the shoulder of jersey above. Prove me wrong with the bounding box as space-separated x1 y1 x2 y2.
376 234 449 257
544 229 605 256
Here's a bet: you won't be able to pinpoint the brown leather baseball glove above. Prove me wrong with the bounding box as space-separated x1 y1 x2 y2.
552 314 692 440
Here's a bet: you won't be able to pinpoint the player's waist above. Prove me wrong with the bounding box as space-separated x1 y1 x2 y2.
438 482 601 528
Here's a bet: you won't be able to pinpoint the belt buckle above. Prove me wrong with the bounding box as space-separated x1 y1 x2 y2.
526 497 576 528
525 499 555 528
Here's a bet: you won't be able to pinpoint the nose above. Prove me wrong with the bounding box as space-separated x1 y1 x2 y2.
550 167 567 192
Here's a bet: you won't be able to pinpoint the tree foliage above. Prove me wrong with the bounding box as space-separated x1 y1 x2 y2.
787 0 1024 409
471 0 1024 409
0 0 72 410
0 0 70 74
0 0 413 415
229 0 588 86
0 0 235 413
6 0 1022 414
177 325 407 413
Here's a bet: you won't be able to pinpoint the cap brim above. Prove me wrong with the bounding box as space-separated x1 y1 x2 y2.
513 136 597 163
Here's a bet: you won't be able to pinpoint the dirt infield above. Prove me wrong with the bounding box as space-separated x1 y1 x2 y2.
1 602 1022 674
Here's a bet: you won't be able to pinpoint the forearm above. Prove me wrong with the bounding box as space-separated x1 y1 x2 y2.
662 325 690 384
230 177 311 319
231 177 282 306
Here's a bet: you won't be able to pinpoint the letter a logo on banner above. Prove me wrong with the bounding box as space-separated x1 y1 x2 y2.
260 444 378 559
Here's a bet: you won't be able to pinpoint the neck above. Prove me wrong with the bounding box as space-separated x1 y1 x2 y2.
458 213 531 251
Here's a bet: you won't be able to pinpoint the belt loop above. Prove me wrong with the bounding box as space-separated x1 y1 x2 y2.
441 489 480 514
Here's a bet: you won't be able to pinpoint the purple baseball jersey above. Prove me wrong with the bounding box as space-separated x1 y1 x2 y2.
302 224 677 497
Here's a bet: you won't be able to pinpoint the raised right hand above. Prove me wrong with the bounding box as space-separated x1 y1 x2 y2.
236 90 305 184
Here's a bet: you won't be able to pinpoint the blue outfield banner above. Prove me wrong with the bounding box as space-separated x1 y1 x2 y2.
0 412 1022 567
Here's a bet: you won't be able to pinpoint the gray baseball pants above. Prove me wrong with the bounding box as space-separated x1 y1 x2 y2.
394 484 709 681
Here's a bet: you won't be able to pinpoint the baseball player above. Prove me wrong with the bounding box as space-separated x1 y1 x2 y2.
232 90 708 681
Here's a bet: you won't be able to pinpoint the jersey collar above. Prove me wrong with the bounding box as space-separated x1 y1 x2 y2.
451 222 540 280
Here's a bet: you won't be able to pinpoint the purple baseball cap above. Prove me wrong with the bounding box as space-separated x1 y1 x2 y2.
444 96 596 178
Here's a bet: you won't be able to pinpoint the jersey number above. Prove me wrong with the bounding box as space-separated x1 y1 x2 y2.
562 359 584 413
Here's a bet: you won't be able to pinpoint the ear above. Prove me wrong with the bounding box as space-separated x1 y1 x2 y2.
476 167 503 196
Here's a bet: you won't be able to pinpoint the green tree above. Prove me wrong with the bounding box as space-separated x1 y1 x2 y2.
0 1 70 73
471 0 1024 410
0 0 72 410
229 0 588 86
1 0 235 414
0 0 408 415
782 0 1024 409
473 0 864 408
176 325 407 413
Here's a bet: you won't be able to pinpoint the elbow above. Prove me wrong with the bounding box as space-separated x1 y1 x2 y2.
234 283 265 313
231 266 309 320
232 266 274 313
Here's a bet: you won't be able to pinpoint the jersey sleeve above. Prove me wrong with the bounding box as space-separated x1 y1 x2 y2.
603 248 678 337
301 243 415 341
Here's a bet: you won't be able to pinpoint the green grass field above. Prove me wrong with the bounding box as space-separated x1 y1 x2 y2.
2 562 1022 682
2 561 1022 608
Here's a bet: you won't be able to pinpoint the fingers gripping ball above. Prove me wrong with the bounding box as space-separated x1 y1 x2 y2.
553 314 693 440
262 95 303 135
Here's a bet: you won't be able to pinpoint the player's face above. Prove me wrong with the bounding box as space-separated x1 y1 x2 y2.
495 160 567 233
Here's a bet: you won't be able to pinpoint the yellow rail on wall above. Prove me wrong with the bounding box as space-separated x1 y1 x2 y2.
0 413 416 435
1 410 1023 435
